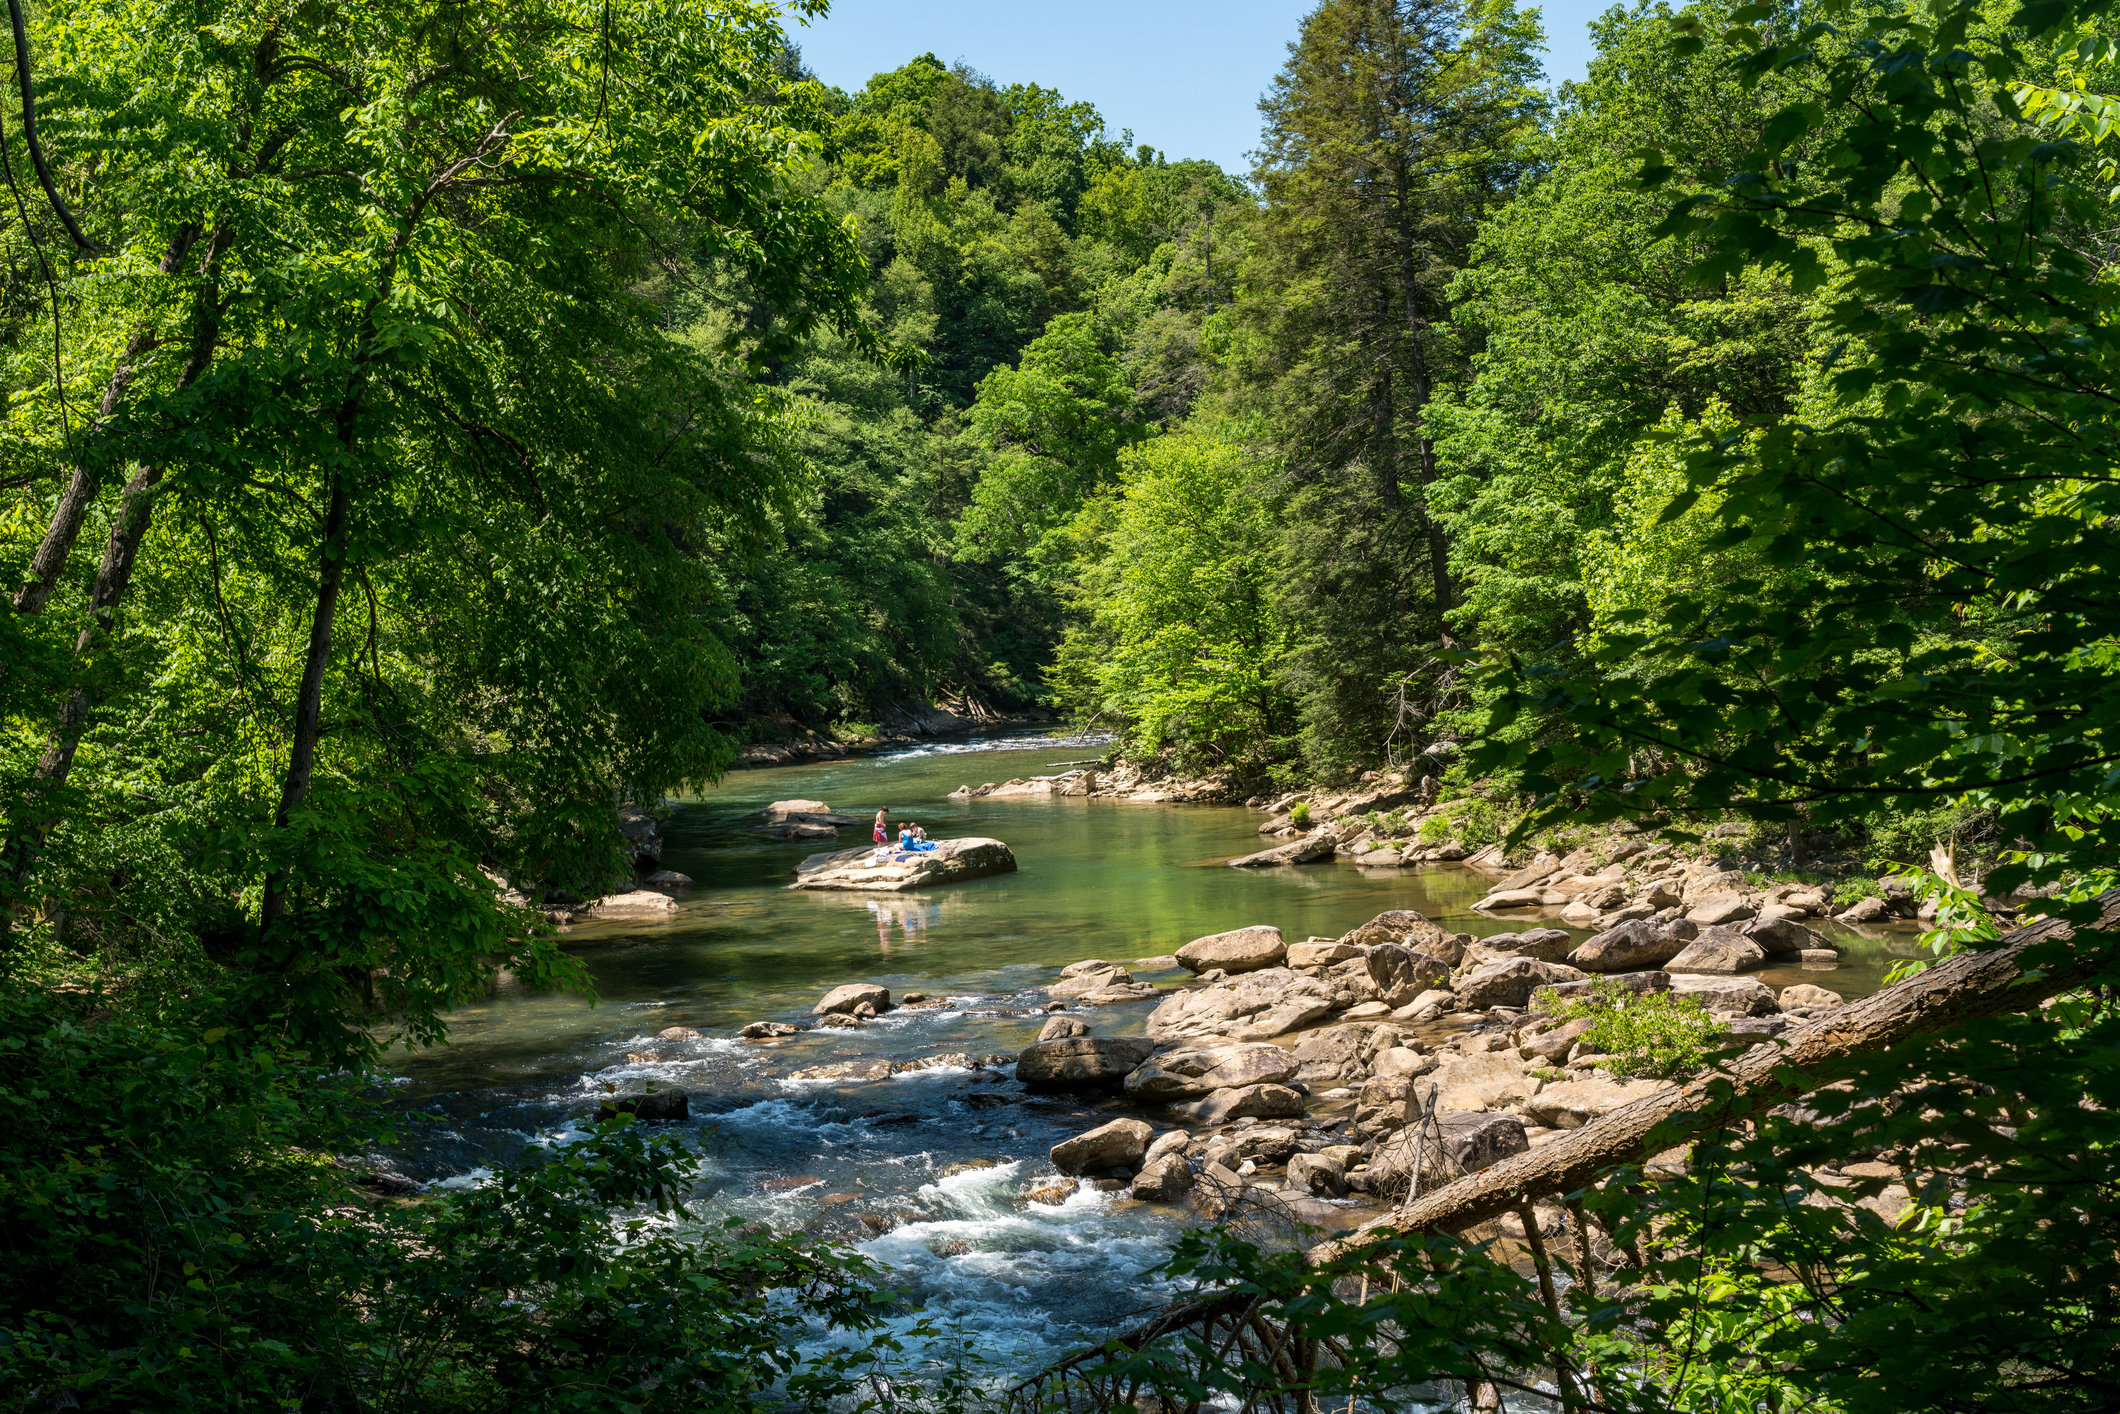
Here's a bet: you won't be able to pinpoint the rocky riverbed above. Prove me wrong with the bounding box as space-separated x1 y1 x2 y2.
375 732 1924 1379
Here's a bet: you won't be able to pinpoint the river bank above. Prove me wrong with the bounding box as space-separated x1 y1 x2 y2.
374 729 1930 1378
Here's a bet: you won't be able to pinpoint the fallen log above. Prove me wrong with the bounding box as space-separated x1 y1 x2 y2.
1321 894 2118 1253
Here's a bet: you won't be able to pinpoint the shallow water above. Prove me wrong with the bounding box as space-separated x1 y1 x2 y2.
379 728 1928 1374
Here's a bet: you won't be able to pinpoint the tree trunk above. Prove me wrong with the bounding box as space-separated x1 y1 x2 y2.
4 231 225 938
1316 895 2119 1252
9 226 199 616
259 474 351 930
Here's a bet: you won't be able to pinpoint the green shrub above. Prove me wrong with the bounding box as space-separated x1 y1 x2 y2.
1542 978 1726 1079
1862 800 1998 873
1290 801 1313 827
0 981 893 1411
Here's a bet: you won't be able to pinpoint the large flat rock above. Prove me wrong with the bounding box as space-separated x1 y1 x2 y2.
789 837 1017 892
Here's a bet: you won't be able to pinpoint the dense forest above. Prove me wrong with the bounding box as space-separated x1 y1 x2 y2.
3 0 2119 1408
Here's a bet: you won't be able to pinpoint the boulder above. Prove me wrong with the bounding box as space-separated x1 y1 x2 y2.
1130 1152 1195 1201
1362 1108 1531 1196
1370 1046 1435 1079
817 1013 862 1029
1144 1129 1192 1165
1799 948 1841 968
760 799 863 825
1393 989 1456 1021
1778 983 1844 1010
1519 1016 1593 1063
1421 1051 1540 1112
1289 1024 1387 1084
657 1025 704 1040
1522 1077 1668 1129
1192 1160 1249 1217
1201 1125 1303 1169
1424 932 1470 968
1835 896 1889 924
1038 1014 1091 1042
1050 1117 1153 1176
1049 965 1137 998
739 1021 801 1040
1681 869 1746 906
1438 1111 1530 1172
1569 918 1688 973
1476 889 1546 910
1229 830 1341 868
1456 958 1588 1010
1666 930 1768 974
1744 916 1828 955
789 837 1018 893
1123 1042 1299 1100
598 1087 688 1123
1176 925 1288 975
1477 928 1577 963
1354 1075 1413 1130
616 803 663 865
1173 1082 1307 1125
1286 1151 1347 1197
1686 894 1757 926
1014 1036 1158 1091
1339 909 1448 949
813 983 891 1016
644 870 695 890
1668 974 1780 1018
1145 968 1338 1043
1366 944 1451 1006
1288 939 1363 968
583 889 680 919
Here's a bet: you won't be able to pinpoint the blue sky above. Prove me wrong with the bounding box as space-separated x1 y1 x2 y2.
790 0 1612 175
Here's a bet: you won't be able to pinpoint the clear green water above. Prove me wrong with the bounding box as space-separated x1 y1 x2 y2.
379 728 1924 1373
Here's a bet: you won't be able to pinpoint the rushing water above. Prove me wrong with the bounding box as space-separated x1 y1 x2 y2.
377 728 1927 1376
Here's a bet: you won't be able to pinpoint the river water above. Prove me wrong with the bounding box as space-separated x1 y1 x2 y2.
378 729 1922 1379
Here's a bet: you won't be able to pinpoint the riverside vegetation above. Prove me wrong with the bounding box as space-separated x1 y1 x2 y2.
3 0 2120 1410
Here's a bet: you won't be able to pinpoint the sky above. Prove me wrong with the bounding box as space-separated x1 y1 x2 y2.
790 0 1610 175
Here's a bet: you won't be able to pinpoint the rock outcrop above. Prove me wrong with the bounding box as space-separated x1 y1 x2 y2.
1521 1077 1669 1129
1014 1036 1157 1091
1173 1082 1307 1125
1366 944 1450 1006
1666 928 1768 973
1456 958 1587 1010
813 983 891 1016
1568 918 1690 972
789 837 1017 892
1145 968 1338 1043
1050 1117 1152 1175
1669 973 1780 1017
1175 925 1287 975
1038 1014 1091 1041
1228 830 1341 868
1122 1042 1298 1100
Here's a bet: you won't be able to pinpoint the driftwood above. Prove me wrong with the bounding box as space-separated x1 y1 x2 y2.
1325 894 2117 1251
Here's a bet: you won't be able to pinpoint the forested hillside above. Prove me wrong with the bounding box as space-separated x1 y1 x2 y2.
701 50 1245 736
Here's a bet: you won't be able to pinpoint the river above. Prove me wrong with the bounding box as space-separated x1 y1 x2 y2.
376 728 1922 1379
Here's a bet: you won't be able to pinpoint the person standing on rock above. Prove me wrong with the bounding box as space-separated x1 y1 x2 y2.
873 807 889 845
